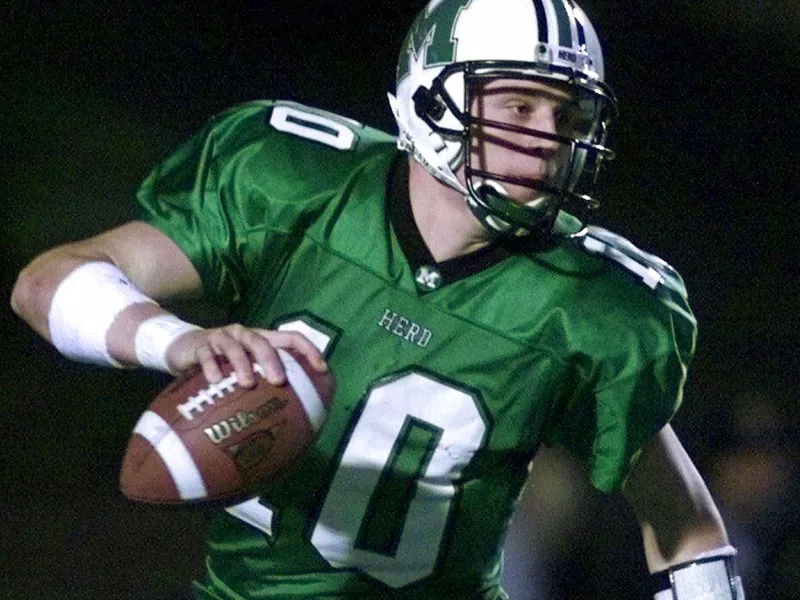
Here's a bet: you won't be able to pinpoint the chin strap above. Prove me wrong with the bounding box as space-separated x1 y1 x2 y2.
466 181 529 237
652 546 745 600
468 179 560 237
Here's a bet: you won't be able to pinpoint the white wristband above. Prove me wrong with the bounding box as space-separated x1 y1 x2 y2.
48 262 157 367
134 314 203 374
653 546 744 600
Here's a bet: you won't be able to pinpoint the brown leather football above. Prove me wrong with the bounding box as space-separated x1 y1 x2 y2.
119 350 334 505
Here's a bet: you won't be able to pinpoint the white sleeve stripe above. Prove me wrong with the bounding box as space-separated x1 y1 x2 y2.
277 350 327 432
133 410 208 501
582 236 664 290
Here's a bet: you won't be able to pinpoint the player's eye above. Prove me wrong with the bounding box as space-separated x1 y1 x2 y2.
504 101 532 119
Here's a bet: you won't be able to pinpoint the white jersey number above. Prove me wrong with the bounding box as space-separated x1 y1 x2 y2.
225 319 487 588
311 373 486 588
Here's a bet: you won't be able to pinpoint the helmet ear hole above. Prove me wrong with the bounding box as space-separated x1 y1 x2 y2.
412 86 446 121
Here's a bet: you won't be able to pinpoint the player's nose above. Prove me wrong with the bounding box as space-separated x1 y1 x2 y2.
527 107 561 152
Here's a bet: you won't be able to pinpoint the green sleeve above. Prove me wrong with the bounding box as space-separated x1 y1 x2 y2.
544 242 698 492
136 100 390 309
590 349 689 492
136 100 396 312
136 102 279 307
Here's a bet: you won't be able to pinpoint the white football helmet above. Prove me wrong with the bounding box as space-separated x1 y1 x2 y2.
389 0 617 236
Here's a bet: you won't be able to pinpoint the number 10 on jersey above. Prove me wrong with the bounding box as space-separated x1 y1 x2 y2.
227 320 488 587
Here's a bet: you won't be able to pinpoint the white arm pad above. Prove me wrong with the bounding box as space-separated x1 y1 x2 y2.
48 262 157 367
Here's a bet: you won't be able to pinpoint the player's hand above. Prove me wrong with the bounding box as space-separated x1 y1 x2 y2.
165 324 327 388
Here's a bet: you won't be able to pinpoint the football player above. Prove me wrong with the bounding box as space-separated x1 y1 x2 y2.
11 0 745 598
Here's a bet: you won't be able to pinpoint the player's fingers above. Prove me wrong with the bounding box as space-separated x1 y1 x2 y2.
257 330 328 372
241 332 287 386
195 344 223 383
208 330 258 388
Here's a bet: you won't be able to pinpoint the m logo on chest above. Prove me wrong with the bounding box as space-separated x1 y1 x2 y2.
377 309 432 348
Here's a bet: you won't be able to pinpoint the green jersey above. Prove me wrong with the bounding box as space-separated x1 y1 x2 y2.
137 101 696 599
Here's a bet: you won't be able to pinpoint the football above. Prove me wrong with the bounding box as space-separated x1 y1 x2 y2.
119 350 335 506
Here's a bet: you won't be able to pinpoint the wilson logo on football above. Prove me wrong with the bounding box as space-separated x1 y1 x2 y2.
204 397 288 444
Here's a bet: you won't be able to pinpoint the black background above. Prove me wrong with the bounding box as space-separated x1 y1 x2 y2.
2 1 799 598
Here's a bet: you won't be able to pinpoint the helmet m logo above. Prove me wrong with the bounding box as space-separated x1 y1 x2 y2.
396 0 470 82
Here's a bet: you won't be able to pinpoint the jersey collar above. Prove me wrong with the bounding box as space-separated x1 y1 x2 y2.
387 155 550 293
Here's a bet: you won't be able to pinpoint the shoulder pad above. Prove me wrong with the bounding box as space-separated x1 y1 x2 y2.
569 226 685 297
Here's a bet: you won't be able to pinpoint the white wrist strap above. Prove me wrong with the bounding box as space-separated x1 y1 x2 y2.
48 262 157 367
134 314 203 374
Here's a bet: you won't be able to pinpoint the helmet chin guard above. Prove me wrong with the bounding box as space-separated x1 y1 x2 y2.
391 0 618 237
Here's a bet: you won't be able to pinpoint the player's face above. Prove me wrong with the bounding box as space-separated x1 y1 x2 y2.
467 78 580 206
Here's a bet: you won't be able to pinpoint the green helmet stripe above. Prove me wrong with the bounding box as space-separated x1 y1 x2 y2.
396 0 470 82
551 0 574 48
531 0 549 43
